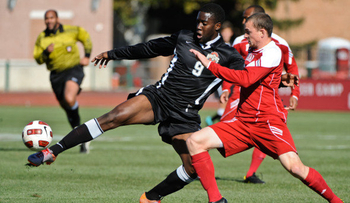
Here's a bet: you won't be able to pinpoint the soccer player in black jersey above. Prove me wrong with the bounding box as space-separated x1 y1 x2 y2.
27 3 244 203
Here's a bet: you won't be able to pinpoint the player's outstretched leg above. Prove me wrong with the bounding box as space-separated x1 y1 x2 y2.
191 151 223 202
301 168 343 203
27 148 56 166
26 118 103 166
140 165 196 201
279 152 343 203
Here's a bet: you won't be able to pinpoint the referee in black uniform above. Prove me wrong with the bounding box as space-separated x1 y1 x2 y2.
28 3 244 203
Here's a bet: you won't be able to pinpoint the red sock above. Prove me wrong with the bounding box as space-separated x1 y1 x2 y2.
192 152 222 202
246 148 266 177
302 168 342 203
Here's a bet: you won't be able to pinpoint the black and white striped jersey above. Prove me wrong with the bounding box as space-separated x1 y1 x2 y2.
108 30 244 110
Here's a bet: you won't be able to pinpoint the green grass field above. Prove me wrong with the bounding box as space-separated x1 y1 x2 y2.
0 106 349 203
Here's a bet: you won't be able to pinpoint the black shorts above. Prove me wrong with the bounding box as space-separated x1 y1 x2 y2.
50 65 84 101
128 85 202 144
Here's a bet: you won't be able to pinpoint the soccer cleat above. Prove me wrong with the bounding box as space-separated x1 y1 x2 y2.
205 116 214 126
27 148 56 167
210 197 227 203
139 192 161 203
244 173 265 184
80 141 90 154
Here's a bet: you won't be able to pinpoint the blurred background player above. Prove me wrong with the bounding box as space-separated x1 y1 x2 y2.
28 4 245 203
221 5 301 183
33 10 92 153
187 12 342 203
205 21 235 126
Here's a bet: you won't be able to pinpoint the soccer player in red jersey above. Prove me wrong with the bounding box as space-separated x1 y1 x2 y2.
220 5 301 183
187 13 343 203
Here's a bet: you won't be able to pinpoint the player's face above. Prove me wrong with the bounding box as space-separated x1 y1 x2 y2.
242 7 255 24
45 11 59 31
244 20 261 49
196 11 220 44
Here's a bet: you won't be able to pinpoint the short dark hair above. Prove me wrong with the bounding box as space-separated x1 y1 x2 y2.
45 9 58 18
246 5 265 14
221 21 234 30
199 3 225 23
246 13 273 37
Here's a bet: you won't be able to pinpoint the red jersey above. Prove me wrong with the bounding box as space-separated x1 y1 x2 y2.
209 41 288 123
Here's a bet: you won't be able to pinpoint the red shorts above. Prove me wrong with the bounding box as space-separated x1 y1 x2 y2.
211 118 297 159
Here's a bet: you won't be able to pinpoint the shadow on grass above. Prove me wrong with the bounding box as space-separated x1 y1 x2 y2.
215 176 246 183
0 147 33 151
194 176 246 183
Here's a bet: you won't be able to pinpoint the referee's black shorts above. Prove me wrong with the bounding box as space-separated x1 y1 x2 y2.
128 85 202 144
50 65 84 101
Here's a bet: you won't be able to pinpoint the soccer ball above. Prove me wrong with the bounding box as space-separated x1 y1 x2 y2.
22 120 53 151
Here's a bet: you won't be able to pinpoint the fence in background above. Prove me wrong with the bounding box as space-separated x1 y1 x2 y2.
0 57 171 92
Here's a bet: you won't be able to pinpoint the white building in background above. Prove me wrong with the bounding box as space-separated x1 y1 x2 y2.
318 38 350 74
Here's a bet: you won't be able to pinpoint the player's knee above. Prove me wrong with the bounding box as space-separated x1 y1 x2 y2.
98 107 128 130
64 95 76 107
288 164 306 179
186 134 204 154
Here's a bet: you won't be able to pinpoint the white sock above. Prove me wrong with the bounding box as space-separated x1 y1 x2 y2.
84 118 104 139
176 165 195 183
71 101 79 110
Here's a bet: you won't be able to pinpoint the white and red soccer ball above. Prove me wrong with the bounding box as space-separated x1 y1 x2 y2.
22 120 53 151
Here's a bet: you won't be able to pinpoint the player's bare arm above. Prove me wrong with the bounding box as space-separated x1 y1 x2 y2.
91 51 110 68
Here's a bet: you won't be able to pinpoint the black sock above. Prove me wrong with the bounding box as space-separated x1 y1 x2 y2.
49 124 93 156
65 107 80 129
146 170 188 200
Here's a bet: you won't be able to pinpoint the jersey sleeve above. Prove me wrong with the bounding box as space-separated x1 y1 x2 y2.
208 63 273 88
208 47 281 87
76 26 92 58
107 32 178 60
33 34 49 65
284 57 300 99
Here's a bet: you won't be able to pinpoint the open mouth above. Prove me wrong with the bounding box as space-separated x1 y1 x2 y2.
196 32 202 39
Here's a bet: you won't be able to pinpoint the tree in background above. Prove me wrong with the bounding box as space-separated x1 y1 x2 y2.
113 0 312 63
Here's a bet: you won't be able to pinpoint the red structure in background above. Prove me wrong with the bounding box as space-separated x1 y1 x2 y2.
279 79 350 111
335 48 350 79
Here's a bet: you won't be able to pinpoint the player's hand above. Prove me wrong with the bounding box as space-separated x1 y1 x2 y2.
189 49 210 67
220 91 229 104
285 96 298 110
281 73 299 89
91 52 110 68
80 57 90 66
46 43 54 53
